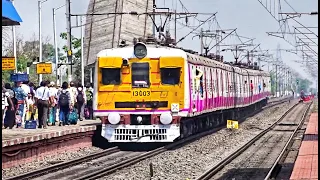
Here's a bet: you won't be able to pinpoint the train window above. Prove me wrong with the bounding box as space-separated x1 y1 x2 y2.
101 68 121 85
131 63 150 88
160 68 180 85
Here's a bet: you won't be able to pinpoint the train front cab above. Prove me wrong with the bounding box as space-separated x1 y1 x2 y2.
95 53 186 143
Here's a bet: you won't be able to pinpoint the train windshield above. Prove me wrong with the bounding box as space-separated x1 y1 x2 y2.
160 68 180 85
101 68 121 85
131 63 150 88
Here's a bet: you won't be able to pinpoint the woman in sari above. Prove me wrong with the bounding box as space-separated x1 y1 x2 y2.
4 83 17 129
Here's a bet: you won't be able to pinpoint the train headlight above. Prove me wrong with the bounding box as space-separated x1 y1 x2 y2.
108 112 120 125
134 42 147 59
171 103 179 113
137 116 143 123
160 113 172 125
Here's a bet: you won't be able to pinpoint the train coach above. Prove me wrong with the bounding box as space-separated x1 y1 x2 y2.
91 41 271 143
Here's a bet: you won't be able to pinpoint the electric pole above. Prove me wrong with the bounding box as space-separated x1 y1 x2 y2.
66 0 72 82
200 28 204 54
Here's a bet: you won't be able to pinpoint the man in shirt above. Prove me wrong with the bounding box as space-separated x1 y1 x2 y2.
35 81 51 129
21 81 30 124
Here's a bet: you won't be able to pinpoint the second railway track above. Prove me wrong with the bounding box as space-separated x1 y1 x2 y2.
196 101 312 180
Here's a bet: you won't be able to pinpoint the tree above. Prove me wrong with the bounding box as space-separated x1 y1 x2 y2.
270 72 276 95
296 78 312 92
2 33 57 85
60 32 82 82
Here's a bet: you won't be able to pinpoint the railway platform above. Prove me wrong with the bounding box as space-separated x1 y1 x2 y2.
2 120 100 168
290 113 318 180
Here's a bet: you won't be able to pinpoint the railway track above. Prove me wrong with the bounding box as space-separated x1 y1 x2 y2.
5 97 292 180
195 101 312 180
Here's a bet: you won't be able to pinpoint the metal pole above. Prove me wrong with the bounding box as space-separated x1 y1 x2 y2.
38 0 43 83
174 9 177 43
66 0 72 82
12 26 17 73
11 0 17 73
152 0 156 38
53 8 59 86
275 64 278 97
81 17 84 86
200 28 203 54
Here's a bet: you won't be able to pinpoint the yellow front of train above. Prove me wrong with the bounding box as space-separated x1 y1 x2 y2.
94 43 189 142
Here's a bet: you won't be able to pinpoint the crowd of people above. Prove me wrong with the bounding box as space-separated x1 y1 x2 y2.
2 80 94 129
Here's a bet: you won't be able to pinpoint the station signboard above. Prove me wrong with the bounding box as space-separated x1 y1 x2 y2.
36 63 52 74
2 57 16 70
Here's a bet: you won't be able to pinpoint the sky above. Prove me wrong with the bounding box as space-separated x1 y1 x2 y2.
10 0 318 87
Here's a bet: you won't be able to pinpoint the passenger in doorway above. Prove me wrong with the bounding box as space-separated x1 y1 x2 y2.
35 81 51 129
57 82 71 126
250 80 254 94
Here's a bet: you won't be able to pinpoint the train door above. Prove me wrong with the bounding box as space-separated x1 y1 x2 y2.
226 71 229 108
228 71 233 108
221 70 226 108
191 64 197 112
198 66 205 112
213 68 218 109
240 72 244 106
216 68 221 109
207 67 212 110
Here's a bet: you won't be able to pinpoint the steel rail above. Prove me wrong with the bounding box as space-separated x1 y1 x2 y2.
74 97 294 180
5 96 292 180
4 147 120 180
264 102 312 180
195 101 308 180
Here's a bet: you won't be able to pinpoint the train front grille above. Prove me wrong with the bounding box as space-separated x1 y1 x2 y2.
114 128 168 141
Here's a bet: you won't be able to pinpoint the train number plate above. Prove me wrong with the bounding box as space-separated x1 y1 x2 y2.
132 90 151 96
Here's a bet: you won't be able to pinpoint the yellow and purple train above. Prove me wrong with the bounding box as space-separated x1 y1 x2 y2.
92 42 271 143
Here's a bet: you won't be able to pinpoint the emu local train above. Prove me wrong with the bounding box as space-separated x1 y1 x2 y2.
93 42 271 143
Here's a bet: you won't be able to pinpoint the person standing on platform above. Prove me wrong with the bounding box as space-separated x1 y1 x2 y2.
2 81 14 128
4 83 16 129
69 81 78 109
21 81 30 124
12 81 27 128
35 81 51 129
48 82 58 125
85 83 93 119
58 82 71 126
75 83 86 121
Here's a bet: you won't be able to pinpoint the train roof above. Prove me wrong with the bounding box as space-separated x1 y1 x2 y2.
96 44 269 76
97 44 187 59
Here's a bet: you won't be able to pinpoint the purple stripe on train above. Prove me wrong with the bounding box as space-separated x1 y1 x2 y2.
94 109 189 113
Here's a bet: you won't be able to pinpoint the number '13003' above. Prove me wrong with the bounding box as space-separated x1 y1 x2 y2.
132 91 150 96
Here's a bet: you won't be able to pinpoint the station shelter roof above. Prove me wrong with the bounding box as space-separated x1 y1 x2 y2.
2 0 22 26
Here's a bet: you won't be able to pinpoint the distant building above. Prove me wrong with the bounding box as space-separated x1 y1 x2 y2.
83 0 153 67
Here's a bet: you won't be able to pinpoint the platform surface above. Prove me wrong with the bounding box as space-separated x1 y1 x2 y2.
290 113 318 180
2 119 100 148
